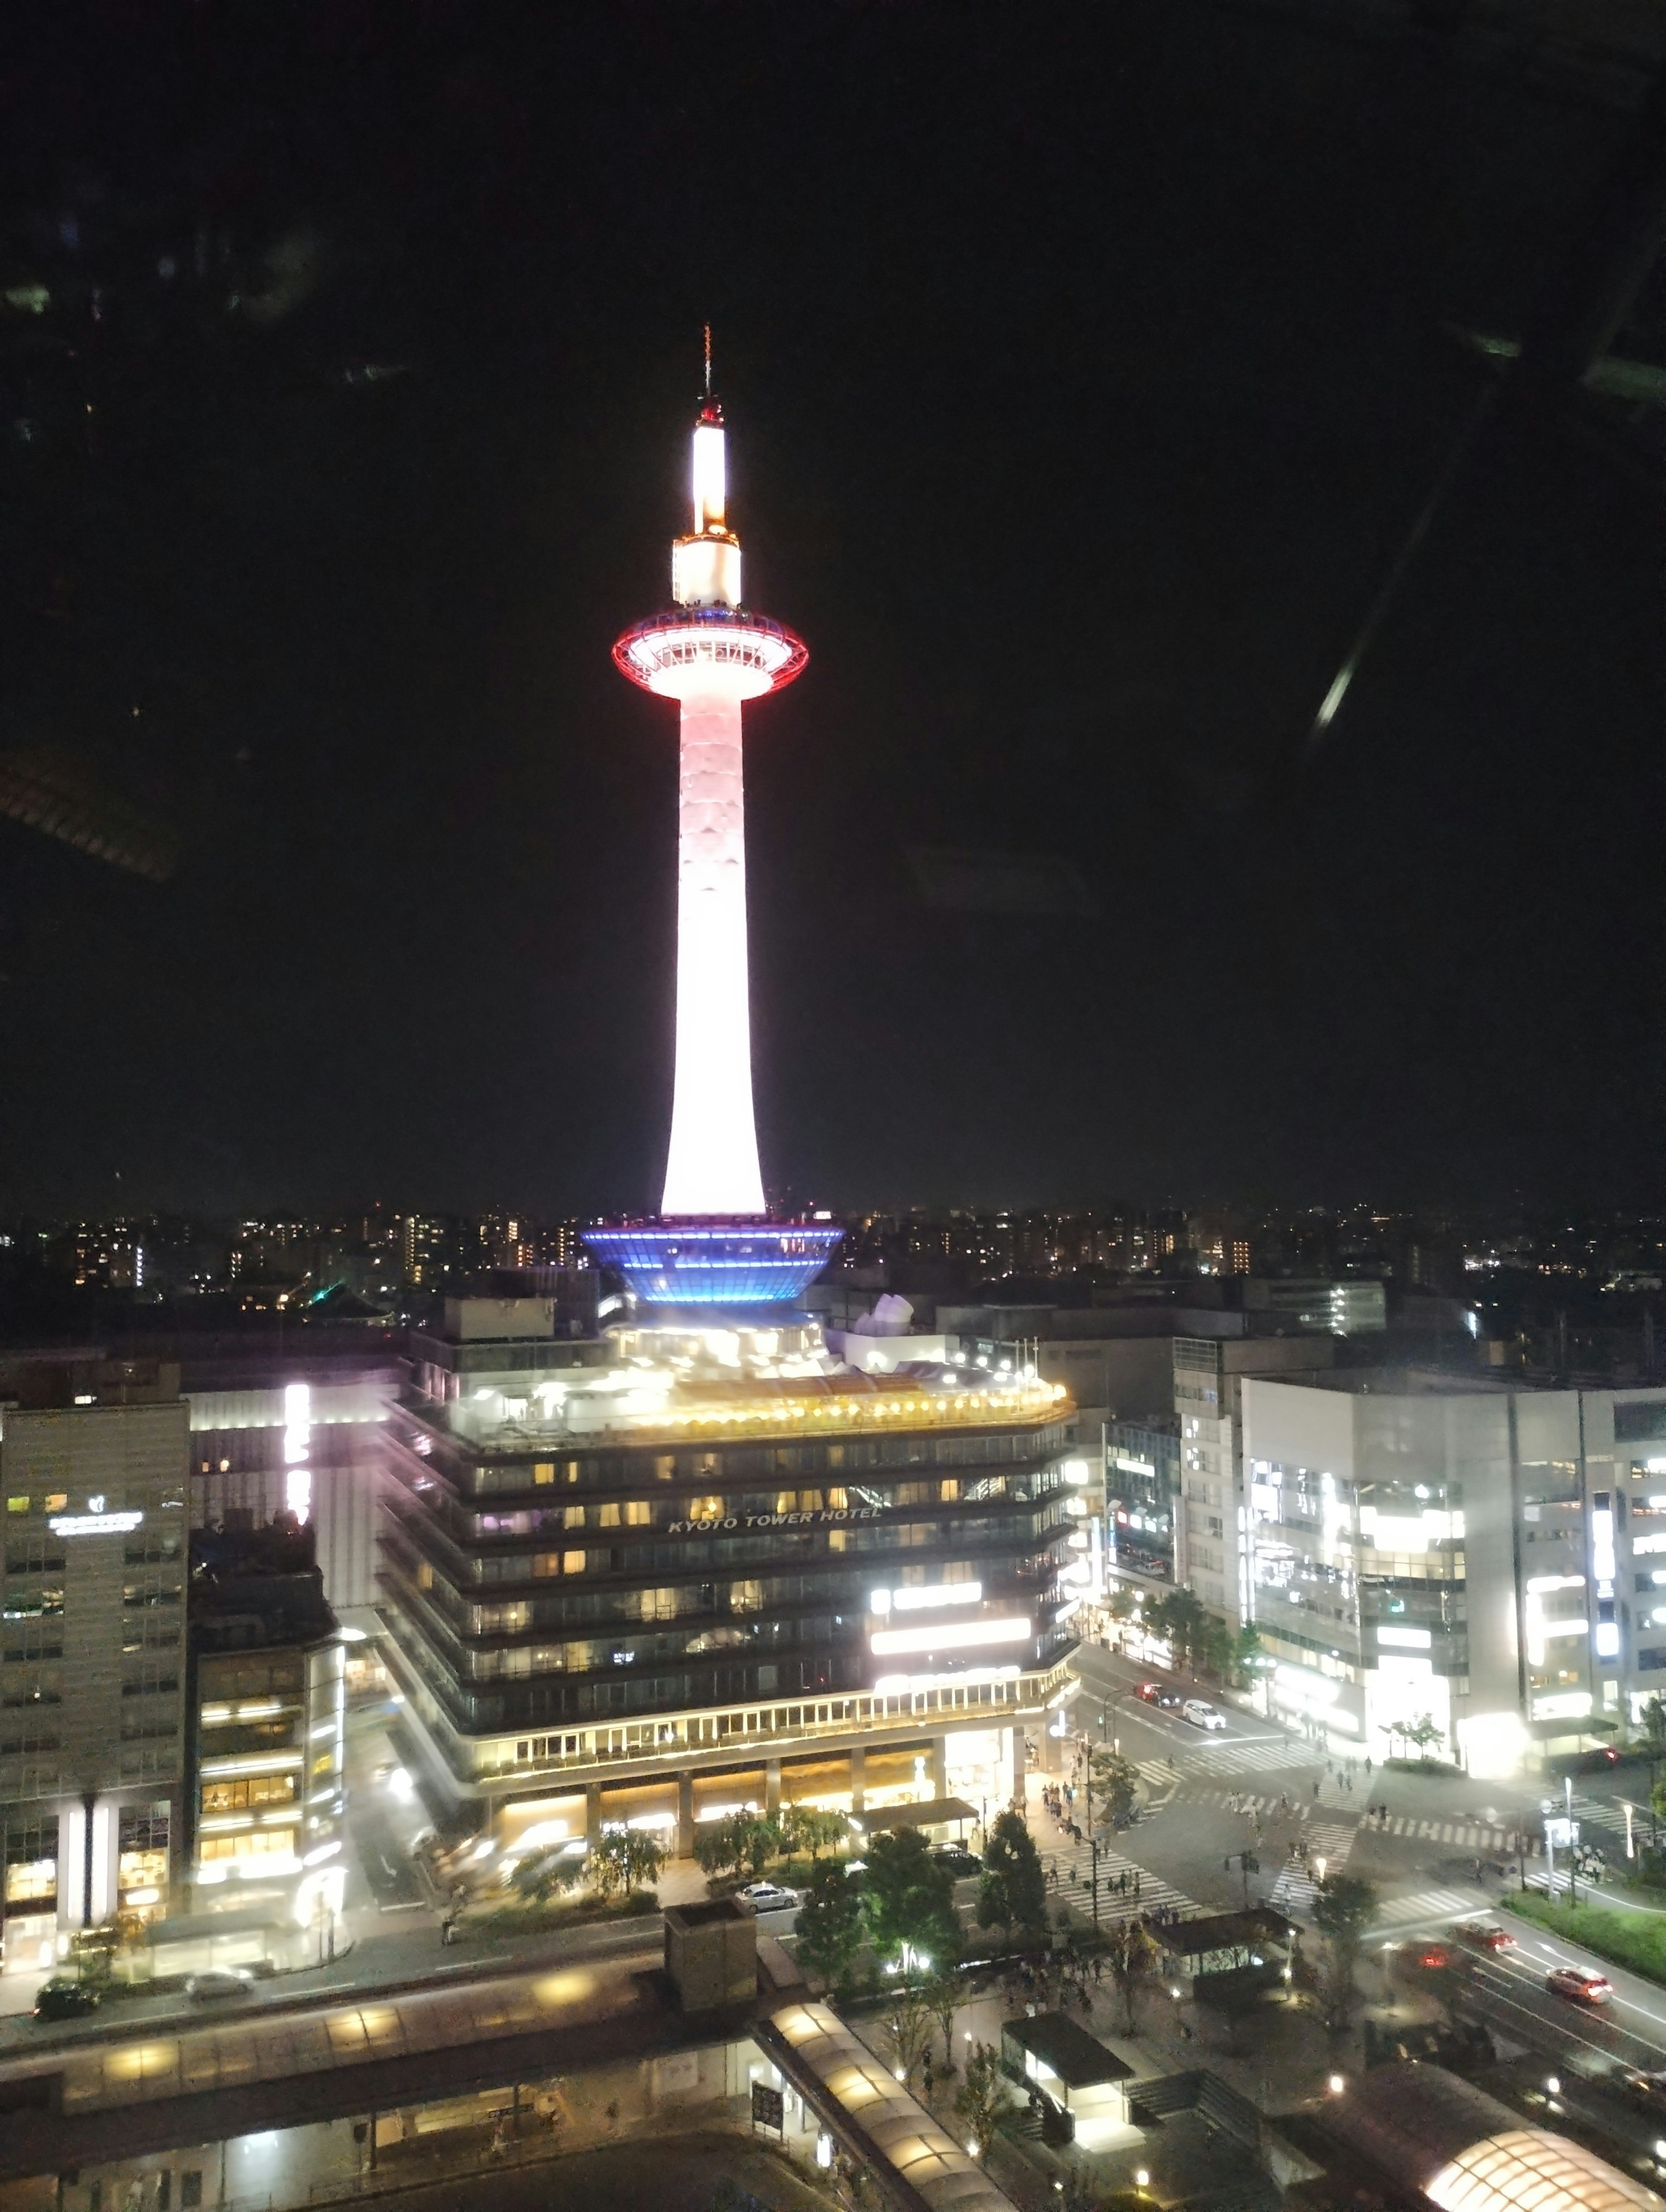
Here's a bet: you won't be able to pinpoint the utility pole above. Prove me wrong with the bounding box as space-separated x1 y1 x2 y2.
1089 1835 1102 1930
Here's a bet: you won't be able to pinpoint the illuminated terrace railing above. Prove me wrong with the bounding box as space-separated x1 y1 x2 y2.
458 1654 1076 1785
445 1379 1072 1455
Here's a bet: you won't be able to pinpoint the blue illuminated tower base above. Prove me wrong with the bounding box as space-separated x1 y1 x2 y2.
583 1221 843 1306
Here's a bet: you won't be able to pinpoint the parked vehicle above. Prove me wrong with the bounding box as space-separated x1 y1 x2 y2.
33 1981 99 2022
932 1846 983 1878
1181 1699 1226 1731
1547 1965 1612 2005
737 1881 801 1912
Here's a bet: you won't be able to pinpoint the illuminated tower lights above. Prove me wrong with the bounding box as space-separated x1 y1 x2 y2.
586 347 840 1304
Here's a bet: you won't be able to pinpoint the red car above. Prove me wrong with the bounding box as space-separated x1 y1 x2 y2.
1454 1921 1518 1954
1137 1682 1181 1708
1415 1944 1455 1972
1548 1966 1613 2006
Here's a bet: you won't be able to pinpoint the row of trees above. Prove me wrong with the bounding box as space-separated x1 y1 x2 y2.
1109 1584 1264 1685
690 1803 850 1882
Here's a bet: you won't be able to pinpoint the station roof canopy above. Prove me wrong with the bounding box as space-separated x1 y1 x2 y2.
1001 2012 1131 2090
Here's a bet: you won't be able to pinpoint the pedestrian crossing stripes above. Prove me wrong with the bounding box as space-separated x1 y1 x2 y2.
1184 1787 1364 1821
1360 1814 1528 1853
1266 1820 1360 1911
1371 1885 1484 1927
1184 1738 1327 1777
1039 1830 1203 1921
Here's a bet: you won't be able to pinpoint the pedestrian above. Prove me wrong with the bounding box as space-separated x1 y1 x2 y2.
1365 1756 1373 1775
1312 1779 1320 1801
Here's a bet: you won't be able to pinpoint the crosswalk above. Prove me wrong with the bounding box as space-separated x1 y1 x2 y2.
1358 1813 1529 1855
1037 1827 1203 1921
1178 1786 1364 1822
1184 1736 1327 1777
1371 1885 1484 1928
1267 1820 1361 1911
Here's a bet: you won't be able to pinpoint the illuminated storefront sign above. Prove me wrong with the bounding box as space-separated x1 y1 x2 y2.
50 1495 143 1537
666 1505 883 1535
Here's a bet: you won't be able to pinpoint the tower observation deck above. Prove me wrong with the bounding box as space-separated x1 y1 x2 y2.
587 364 839 1305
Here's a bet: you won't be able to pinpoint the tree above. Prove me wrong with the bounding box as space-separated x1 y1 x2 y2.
1089 1751 1140 1833
1404 1714 1446 1759
1105 1915 1159 2032
954 2041 1010 2159
1146 1587 1209 1674
740 1814 781 1878
692 1814 749 1881
863 1827 960 1970
880 1979 936 2089
1311 1871 1377 2029
781 1803 849 1865
1231 1622 1266 1686
511 1846 587 1907
795 1860 866 1989
923 1963 964 2070
975 1810 1048 1939
589 1827 665 1900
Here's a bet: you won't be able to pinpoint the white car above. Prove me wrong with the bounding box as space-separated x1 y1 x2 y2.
1181 1699 1226 1731
737 1881 801 1912
185 1968 256 2002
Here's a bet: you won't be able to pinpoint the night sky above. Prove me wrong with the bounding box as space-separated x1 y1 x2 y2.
0 2 1657 1220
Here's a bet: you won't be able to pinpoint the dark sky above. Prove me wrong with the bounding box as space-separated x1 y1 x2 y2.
0 1 1658 1221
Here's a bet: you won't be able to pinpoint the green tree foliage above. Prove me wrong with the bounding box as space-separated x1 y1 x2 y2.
781 1803 849 1864
1089 1751 1140 1833
795 1860 866 1988
953 2041 1009 2159
511 1846 588 1907
1230 1622 1265 1685
1311 1871 1377 2029
691 1811 779 1881
863 1826 961 1970
1145 1587 1210 1673
1104 1916 1159 2032
589 1826 666 1900
975 1809 1048 1937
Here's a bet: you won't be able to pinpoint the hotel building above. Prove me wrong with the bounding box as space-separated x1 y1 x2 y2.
378 1302 1079 1851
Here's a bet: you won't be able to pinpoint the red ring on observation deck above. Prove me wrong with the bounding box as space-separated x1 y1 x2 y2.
612 607 809 694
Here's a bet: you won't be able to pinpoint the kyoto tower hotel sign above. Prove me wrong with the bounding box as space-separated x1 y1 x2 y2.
587 355 841 1303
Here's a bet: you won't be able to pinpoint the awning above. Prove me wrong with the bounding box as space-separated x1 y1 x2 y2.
854 1797 977 1833
1001 2012 1131 2092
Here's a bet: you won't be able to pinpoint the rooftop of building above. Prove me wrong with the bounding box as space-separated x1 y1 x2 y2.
405 1313 1072 1451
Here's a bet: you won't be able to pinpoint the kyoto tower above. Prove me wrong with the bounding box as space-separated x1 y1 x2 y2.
586 344 841 1305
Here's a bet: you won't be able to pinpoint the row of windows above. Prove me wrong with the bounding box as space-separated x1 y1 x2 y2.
462 1561 990 1637
443 1427 1063 1493
410 1509 1071 1587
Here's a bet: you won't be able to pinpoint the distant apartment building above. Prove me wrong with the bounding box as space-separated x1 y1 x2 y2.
0 1362 189 1972
1239 1373 1666 1777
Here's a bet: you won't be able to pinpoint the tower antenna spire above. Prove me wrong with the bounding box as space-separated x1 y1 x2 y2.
703 322 712 396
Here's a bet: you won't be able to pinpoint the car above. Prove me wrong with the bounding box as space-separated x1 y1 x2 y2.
1547 1965 1613 2006
1181 1699 1226 1731
1413 1943 1455 1972
185 1967 256 2002
1454 1921 1517 1954
33 1980 100 2022
1615 2069 1666 2114
1137 1683 1182 1708
736 1881 800 1912
932 1846 983 1878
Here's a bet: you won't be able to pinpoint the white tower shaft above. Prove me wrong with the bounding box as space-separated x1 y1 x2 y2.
662 688 766 1216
